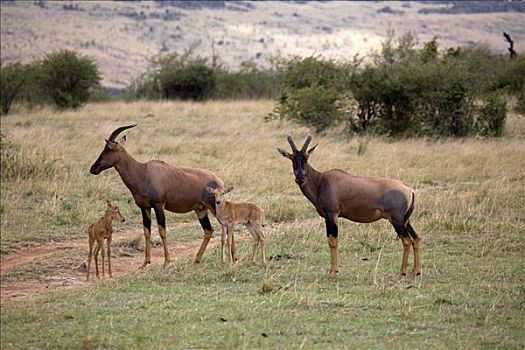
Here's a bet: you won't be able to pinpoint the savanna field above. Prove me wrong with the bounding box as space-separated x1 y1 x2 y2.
1 100 524 349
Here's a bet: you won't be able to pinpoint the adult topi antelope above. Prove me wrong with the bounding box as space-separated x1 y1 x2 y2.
89 124 224 268
277 132 421 277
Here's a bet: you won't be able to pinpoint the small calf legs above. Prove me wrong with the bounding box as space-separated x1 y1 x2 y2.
219 222 266 266
220 224 237 265
247 223 266 264
86 238 112 281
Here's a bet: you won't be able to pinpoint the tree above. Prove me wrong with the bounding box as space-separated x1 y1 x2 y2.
0 62 30 114
39 49 101 109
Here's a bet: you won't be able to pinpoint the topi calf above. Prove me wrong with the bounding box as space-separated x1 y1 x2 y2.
207 186 266 265
86 201 125 281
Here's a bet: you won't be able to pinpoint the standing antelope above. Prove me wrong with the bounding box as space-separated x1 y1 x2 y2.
206 186 266 265
89 124 224 269
277 132 421 277
86 201 125 281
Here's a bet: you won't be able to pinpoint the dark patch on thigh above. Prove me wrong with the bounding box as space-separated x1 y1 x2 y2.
198 214 213 232
376 190 407 224
153 204 166 228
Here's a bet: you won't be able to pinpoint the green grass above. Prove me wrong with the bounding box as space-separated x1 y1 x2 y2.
1 100 524 349
1 220 524 349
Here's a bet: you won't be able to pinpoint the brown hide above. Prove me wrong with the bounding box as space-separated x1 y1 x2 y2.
216 201 264 226
108 148 223 213
89 125 224 268
298 165 413 223
278 132 420 277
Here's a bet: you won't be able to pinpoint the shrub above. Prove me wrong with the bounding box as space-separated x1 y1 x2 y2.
158 57 216 100
275 85 346 131
128 51 217 101
39 49 101 109
1 63 26 114
0 62 41 114
214 61 276 99
347 35 509 137
475 90 507 136
516 86 525 115
273 56 352 131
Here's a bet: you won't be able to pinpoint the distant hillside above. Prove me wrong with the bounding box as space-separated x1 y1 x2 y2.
2 0 524 89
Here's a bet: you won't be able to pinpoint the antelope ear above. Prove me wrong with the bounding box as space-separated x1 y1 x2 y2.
307 144 317 156
224 186 234 194
105 139 115 150
117 135 127 146
106 200 111 207
277 148 292 160
205 185 215 193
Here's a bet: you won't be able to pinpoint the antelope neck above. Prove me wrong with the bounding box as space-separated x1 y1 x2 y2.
299 164 322 204
113 152 146 193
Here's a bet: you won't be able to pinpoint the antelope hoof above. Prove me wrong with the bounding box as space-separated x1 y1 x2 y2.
193 258 201 265
413 271 421 277
163 260 171 268
328 270 338 277
138 261 151 270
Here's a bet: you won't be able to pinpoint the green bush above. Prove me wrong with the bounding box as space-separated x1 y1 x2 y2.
516 86 525 115
273 56 351 131
127 52 216 101
39 49 101 109
126 52 283 101
214 61 276 99
347 35 509 137
275 85 346 131
0 62 42 114
158 57 216 101
475 91 507 137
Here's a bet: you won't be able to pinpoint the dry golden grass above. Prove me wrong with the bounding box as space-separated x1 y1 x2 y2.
1 100 524 244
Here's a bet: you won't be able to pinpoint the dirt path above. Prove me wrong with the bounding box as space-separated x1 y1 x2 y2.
0 227 223 303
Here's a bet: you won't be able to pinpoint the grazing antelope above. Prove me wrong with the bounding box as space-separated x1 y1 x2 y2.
277 132 421 277
89 124 224 269
86 201 125 281
206 186 266 265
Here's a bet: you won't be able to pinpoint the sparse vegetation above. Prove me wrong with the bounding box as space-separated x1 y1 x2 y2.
1 50 102 113
126 50 281 101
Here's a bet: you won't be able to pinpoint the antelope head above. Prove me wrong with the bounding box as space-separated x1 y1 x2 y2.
106 200 125 223
90 124 137 175
277 132 317 186
206 186 234 206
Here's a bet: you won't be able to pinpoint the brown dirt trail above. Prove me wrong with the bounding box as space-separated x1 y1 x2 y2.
0 227 223 303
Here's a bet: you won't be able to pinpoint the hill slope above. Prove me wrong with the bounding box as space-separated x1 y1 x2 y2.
1 1 524 89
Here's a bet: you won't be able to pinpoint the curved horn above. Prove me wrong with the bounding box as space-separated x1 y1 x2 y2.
287 133 299 153
301 131 312 152
107 124 137 142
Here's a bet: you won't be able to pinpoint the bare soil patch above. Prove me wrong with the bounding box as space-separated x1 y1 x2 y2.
0 227 223 303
